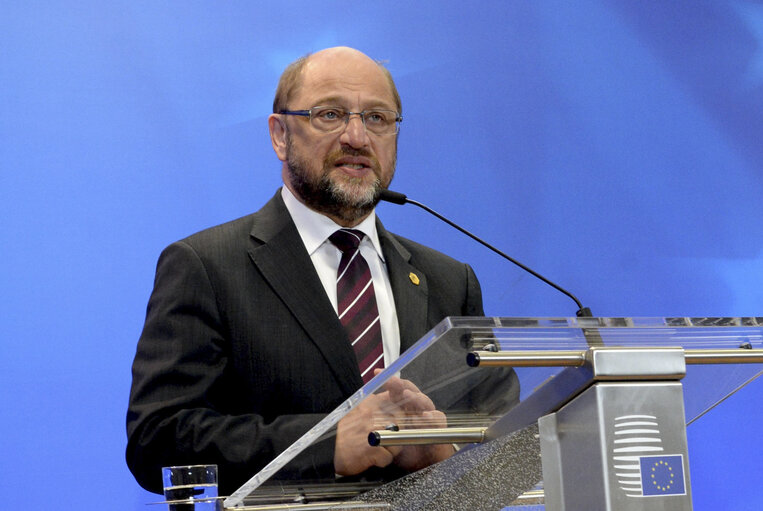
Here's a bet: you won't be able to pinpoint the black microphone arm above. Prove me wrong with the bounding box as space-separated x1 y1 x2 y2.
378 189 592 317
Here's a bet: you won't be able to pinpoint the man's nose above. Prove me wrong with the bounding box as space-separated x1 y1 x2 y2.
340 113 370 148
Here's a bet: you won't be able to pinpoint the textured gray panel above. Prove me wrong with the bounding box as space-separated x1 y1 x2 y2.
355 423 542 511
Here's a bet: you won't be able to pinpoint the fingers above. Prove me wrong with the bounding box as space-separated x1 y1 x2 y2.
375 444 401 466
378 387 435 419
392 442 455 472
335 376 450 476
334 393 406 476
378 376 436 417
400 388 436 414
420 409 447 428
382 374 421 396
371 369 423 396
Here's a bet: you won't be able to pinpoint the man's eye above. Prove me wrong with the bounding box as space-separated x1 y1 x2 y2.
316 109 343 121
365 111 391 124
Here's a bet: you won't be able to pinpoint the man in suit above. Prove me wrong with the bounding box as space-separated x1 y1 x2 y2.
127 46 514 496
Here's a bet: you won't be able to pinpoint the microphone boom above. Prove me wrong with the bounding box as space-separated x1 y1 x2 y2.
378 189 591 317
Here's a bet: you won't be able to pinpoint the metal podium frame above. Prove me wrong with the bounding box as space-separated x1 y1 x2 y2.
219 317 763 511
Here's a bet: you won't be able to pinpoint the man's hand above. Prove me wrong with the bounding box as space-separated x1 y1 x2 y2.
333 371 454 476
334 391 403 475
381 374 455 472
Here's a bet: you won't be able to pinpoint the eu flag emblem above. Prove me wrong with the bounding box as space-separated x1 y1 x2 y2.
640 454 686 496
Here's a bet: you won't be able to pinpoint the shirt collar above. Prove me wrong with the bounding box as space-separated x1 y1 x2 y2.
281 186 385 262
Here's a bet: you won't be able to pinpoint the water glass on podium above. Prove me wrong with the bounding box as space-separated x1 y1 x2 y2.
162 464 221 510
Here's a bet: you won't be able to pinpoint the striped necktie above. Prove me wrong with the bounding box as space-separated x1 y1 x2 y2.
329 229 384 384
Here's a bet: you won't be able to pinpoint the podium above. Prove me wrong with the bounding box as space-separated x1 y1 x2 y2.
221 317 763 510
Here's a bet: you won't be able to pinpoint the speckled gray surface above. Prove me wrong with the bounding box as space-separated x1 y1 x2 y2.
354 424 542 511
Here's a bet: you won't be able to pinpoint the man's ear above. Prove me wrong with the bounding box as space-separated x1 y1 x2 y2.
268 114 288 162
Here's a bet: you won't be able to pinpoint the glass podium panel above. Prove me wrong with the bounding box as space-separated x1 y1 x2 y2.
223 317 763 510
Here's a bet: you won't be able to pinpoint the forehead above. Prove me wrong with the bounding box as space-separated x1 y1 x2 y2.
292 53 396 109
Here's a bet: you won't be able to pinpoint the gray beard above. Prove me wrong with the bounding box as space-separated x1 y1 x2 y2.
287 159 381 224
285 142 392 225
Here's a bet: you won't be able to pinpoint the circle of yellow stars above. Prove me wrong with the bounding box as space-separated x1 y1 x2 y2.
650 460 674 492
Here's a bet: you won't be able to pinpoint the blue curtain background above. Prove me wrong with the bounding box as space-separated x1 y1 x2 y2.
1 1 761 509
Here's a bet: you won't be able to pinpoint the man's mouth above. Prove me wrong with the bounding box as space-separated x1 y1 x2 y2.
332 156 376 176
334 156 371 168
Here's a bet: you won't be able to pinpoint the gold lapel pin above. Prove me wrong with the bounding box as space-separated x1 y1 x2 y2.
409 272 420 286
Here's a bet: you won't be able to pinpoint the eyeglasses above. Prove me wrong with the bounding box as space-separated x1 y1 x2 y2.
279 106 402 135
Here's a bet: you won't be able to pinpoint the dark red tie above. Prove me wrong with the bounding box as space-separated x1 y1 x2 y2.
329 229 384 384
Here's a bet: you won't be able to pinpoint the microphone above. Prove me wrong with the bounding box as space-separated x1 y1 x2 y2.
378 189 592 317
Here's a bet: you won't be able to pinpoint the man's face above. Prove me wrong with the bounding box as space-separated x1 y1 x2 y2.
271 49 398 226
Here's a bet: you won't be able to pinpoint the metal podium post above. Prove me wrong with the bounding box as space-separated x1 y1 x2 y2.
537 347 692 510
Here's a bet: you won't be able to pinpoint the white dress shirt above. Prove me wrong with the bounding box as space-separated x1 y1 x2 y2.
281 186 401 366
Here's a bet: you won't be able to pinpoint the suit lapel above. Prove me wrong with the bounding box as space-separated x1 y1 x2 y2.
377 221 430 352
246 192 362 394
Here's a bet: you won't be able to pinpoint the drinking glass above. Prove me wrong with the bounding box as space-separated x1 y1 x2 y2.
162 464 221 510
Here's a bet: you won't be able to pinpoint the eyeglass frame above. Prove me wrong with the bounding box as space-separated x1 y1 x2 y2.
278 106 403 135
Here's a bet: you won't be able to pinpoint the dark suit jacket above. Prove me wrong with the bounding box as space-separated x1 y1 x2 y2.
126 191 495 495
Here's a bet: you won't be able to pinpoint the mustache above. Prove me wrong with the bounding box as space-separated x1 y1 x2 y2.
328 146 375 159
324 147 381 174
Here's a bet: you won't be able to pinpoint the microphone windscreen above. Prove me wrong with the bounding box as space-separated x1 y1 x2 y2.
378 189 408 205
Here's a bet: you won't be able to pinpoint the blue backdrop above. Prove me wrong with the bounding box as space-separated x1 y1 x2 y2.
1 1 761 509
